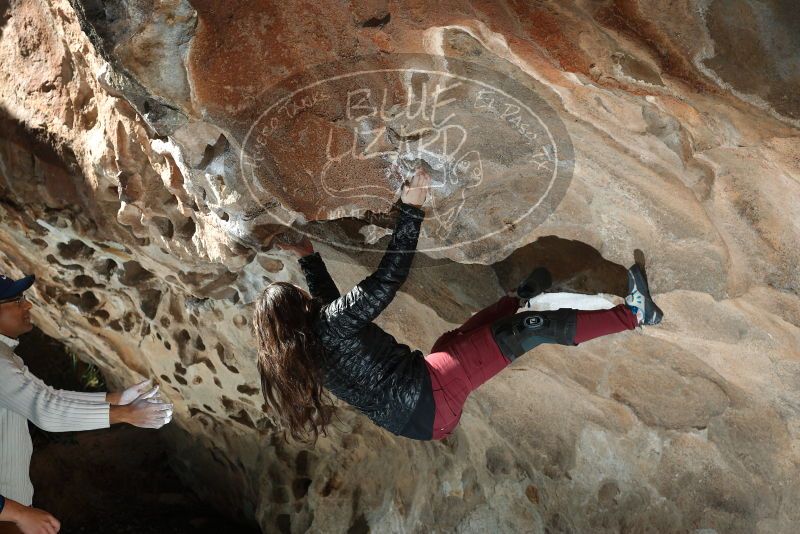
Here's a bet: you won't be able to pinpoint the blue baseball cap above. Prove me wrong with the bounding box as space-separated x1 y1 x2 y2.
0 274 35 300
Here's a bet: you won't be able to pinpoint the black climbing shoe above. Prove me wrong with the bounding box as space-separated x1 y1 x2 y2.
625 263 663 326
517 267 552 299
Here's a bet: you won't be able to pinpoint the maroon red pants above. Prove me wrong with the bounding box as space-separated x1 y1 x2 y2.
423 295 637 439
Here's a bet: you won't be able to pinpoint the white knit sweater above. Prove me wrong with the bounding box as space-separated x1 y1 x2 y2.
0 334 110 505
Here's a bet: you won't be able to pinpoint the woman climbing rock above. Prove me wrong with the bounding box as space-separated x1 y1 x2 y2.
254 167 663 442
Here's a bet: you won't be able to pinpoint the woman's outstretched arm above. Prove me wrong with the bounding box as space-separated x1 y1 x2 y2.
298 251 341 304
324 168 430 337
275 233 341 304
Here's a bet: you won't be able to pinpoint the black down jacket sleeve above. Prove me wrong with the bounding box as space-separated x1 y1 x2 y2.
298 252 341 305
322 200 425 338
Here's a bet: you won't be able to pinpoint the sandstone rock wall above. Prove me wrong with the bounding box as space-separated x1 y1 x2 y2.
1 1 799 532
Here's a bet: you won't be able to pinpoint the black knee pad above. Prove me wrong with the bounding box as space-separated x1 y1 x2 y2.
490 308 578 361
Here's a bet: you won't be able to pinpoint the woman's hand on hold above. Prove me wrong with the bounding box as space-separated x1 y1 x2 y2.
400 167 432 208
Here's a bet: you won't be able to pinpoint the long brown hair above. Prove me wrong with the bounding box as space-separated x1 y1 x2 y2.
254 282 334 442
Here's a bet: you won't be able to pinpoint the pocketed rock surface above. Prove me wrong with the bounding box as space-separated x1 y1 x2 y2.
0 1 798 532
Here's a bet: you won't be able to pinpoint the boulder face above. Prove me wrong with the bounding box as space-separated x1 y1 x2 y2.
1 0 799 532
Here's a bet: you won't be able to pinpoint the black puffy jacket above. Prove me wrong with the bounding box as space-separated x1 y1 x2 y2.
297 201 434 439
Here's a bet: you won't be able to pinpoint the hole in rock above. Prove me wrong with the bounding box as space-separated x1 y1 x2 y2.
40 286 57 303
177 217 196 239
118 260 155 286
257 256 284 273
170 295 187 323
216 342 240 374
120 311 137 332
179 271 212 287
57 239 94 260
272 485 290 505
295 450 311 476
73 274 99 288
230 410 256 429
277 514 291 534
118 171 144 203
139 288 163 319
47 254 83 271
175 329 192 345
194 357 216 374
174 329 191 355
492 235 629 297
320 474 341 497
78 291 99 312
292 478 312 499
95 258 118 277
236 384 259 396
151 215 174 239
83 104 98 130
526 485 540 504
348 513 370 534
55 292 75 307
220 396 236 412
598 480 620 505
361 12 391 28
